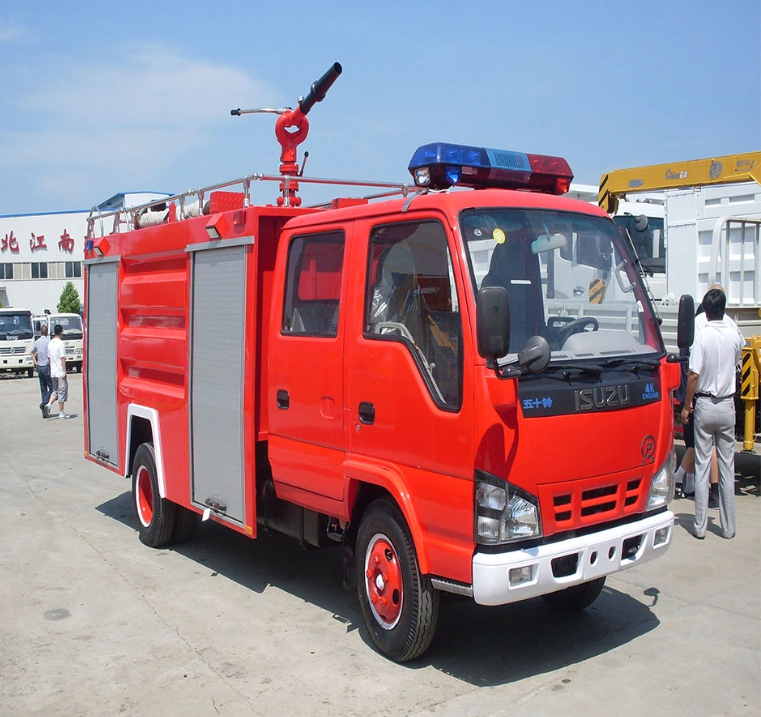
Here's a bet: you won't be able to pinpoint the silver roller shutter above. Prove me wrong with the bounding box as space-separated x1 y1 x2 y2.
85 260 119 467
189 243 248 524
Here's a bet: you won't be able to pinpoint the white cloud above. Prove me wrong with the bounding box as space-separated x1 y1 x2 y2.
0 19 28 43
0 43 273 205
19 43 270 129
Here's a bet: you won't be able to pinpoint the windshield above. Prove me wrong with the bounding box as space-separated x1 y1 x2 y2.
50 315 83 340
462 208 662 362
613 214 665 274
0 313 33 340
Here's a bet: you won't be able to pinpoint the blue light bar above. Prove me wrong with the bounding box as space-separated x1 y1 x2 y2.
408 142 573 194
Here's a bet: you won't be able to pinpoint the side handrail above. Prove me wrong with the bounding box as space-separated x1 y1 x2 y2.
709 216 761 305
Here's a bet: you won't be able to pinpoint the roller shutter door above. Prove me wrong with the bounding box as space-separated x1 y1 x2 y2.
85 261 119 468
190 244 247 524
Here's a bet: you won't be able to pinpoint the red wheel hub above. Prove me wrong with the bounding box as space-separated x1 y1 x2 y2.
365 535 403 627
136 466 153 527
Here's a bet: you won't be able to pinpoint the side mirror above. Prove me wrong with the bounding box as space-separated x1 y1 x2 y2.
518 335 551 373
633 214 650 232
676 294 695 349
477 286 510 359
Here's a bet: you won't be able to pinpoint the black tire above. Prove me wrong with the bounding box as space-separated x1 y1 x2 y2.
355 498 439 662
132 443 175 547
27 368 34 378
542 577 606 614
171 505 198 543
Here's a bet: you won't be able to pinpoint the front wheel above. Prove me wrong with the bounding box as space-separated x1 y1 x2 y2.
541 577 606 613
355 499 439 662
132 442 175 547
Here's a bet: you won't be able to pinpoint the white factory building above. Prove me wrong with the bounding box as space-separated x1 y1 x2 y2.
0 192 168 314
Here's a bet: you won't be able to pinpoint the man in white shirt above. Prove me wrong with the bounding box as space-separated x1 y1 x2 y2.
46 324 72 420
31 324 54 418
674 284 743 505
680 288 744 539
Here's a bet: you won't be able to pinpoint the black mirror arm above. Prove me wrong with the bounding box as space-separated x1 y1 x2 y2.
666 353 690 365
486 358 522 379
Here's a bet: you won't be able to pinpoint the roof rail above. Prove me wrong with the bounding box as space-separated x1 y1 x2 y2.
86 173 418 239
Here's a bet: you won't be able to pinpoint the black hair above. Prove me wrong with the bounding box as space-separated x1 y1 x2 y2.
702 288 726 321
54 324 63 336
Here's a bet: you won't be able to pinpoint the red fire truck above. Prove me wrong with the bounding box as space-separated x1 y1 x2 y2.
84 64 694 662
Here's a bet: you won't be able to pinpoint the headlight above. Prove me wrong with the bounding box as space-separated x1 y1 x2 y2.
647 449 676 511
475 471 542 545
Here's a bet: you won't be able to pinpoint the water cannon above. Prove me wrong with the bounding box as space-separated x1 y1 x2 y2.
298 62 342 115
231 62 343 206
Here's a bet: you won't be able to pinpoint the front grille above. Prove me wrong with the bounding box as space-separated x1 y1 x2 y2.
543 472 645 534
0 346 25 356
581 484 618 517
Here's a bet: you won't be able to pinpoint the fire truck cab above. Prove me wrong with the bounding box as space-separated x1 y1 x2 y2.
84 67 693 662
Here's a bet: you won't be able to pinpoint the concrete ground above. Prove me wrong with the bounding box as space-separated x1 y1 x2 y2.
1 372 759 717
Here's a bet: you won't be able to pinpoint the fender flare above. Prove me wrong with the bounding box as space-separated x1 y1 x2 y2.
343 458 431 575
125 404 166 499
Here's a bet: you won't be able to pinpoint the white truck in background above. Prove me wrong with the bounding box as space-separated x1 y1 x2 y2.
41 313 84 372
0 307 35 377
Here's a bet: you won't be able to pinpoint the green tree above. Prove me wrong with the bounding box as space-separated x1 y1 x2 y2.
58 281 81 314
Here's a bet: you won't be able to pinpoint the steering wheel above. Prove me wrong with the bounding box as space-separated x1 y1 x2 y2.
555 316 599 347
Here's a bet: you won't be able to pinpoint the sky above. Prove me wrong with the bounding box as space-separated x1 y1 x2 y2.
1 0 759 215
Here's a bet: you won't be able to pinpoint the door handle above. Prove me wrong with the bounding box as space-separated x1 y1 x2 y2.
358 401 375 425
277 389 290 409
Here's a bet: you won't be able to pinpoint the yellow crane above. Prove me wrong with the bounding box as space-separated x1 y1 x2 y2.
599 151 761 214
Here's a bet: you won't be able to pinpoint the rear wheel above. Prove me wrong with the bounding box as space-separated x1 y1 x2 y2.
356 499 439 662
542 577 606 613
172 505 198 543
132 443 175 547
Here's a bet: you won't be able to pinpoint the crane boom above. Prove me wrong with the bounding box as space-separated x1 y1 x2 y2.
599 151 761 213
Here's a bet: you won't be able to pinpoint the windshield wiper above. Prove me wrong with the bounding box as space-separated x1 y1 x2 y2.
528 363 604 380
601 357 661 372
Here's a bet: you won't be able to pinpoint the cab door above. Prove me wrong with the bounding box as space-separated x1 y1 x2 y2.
346 216 475 577
268 228 347 505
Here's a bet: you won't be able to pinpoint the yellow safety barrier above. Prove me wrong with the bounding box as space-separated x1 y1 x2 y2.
740 336 761 451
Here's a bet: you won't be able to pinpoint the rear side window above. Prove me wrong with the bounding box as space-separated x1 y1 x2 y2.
282 231 345 337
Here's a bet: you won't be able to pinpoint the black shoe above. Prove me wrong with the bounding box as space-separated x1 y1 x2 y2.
39 402 49 419
708 492 720 509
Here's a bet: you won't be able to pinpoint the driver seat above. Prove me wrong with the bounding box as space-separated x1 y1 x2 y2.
481 237 543 352
373 242 427 347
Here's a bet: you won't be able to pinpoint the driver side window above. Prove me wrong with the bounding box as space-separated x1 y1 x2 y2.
365 220 462 410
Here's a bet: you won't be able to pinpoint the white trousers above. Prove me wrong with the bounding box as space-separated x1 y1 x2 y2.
693 396 736 538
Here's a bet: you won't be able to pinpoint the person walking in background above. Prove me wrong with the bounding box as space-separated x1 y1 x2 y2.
46 324 72 420
680 288 744 539
31 323 53 418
